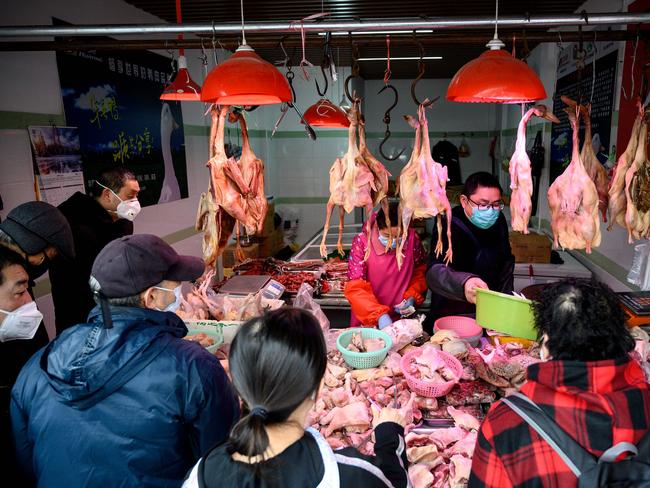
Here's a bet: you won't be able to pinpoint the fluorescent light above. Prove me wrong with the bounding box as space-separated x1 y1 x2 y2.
358 56 443 61
318 30 433 36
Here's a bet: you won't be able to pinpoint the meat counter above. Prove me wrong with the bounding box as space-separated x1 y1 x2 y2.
291 223 593 325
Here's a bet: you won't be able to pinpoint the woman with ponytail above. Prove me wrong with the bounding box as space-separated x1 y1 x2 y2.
182 307 410 488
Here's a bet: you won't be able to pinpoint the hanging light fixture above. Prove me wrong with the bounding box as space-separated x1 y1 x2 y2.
160 0 201 101
201 0 291 105
446 0 546 103
303 98 350 128
304 33 350 128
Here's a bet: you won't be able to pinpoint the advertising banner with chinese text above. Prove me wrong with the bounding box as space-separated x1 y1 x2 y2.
56 49 188 207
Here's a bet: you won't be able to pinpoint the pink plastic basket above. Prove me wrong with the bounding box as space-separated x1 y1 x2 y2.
434 315 483 347
400 348 463 398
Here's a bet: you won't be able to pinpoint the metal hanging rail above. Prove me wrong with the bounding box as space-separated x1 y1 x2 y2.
1 12 649 38
0 30 642 52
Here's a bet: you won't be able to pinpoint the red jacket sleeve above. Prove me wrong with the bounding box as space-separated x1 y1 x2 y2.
403 263 427 305
344 279 391 327
403 232 427 305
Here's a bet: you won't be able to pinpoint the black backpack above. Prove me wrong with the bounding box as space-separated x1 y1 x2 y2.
502 392 650 488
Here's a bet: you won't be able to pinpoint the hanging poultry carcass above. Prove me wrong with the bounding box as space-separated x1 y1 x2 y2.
229 110 268 235
397 102 452 269
509 105 559 234
624 117 650 242
578 103 610 223
357 113 393 253
547 103 601 253
608 99 644 230
196 105 257 268
320 100 376 257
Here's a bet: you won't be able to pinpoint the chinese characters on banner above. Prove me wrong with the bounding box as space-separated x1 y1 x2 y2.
28 126 85 206
550 40 619 184
56 49 188 207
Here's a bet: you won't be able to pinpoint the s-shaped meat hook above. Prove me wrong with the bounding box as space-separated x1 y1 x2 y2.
344 39 361 103
378 84 405 161
411 38 439 107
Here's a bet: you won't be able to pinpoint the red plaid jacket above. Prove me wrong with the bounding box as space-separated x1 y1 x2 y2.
469 357 650 488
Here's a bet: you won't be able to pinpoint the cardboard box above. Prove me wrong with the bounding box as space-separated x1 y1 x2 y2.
261 202 276 236
222 242 259 269
509 231 551 263
258 228 284 257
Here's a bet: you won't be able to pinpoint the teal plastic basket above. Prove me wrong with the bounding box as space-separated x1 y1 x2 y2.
337 328 392 369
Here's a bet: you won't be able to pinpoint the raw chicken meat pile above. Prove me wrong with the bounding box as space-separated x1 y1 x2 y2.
346 333 386 353
310 319 548 488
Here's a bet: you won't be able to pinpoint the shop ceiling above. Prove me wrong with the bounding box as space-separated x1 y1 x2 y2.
1 1 648 79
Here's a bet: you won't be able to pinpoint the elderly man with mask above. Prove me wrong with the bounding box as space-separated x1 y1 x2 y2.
0 246 45 484
11 234 239 488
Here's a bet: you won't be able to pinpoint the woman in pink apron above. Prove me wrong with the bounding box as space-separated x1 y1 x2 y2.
345 202 427 328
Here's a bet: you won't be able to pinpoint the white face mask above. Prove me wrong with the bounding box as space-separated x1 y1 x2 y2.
153 285 182 313
0 301 43 342
97 181 141 221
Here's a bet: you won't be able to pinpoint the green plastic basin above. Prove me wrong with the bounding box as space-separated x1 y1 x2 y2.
475 288 537 340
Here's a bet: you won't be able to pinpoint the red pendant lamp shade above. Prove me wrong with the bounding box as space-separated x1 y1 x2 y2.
160 55 202 101
303 98 350 128
447 49 546 104
201 45 292 105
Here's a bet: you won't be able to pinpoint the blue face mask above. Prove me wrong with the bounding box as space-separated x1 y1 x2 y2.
468 207 500 229
378 234 398 249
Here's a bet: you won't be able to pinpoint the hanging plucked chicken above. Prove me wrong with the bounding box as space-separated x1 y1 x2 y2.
608 99 644 230
509 105 559 234
547 101 601 253
397 103 453 269
624 112 650 242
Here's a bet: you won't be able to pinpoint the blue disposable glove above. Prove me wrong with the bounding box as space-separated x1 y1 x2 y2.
378 314 393 330
394 297 415 316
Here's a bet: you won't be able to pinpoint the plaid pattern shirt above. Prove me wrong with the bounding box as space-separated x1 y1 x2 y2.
469 357 650 488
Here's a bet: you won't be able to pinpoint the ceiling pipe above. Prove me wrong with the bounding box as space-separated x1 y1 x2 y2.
0 30 644 52
0 12 649 38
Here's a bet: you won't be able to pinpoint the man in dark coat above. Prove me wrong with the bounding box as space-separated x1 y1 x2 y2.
0 201 74 485
49 166 140 334
426 172 515 332
11 234 239 487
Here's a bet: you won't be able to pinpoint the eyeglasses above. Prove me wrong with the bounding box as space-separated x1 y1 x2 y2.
467 197 505 211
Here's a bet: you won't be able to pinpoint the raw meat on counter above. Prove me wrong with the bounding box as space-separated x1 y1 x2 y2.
548 99 601 253
184 333 215 348
398 103 452 269
273 271 320 293
407 344 460 383
509 105 559 234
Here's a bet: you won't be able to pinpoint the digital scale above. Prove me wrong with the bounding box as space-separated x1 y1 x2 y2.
617 292 650 327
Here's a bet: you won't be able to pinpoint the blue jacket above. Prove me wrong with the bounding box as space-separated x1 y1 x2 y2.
10 306 240 488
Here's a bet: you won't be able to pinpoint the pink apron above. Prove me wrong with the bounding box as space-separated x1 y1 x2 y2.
349 225 417 327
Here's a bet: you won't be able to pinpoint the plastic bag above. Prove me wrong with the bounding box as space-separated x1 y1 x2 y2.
628 242 650 288
382 315 424 351
293 283 330 332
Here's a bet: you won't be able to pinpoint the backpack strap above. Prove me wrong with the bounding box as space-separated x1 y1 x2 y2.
502 392 598 478
598 443 638 463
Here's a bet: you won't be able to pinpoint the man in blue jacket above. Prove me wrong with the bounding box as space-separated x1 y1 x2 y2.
10 234 240 487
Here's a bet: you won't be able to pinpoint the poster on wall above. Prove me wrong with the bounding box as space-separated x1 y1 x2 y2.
550 40 619 184
55 48 188 207
28 125 85 206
